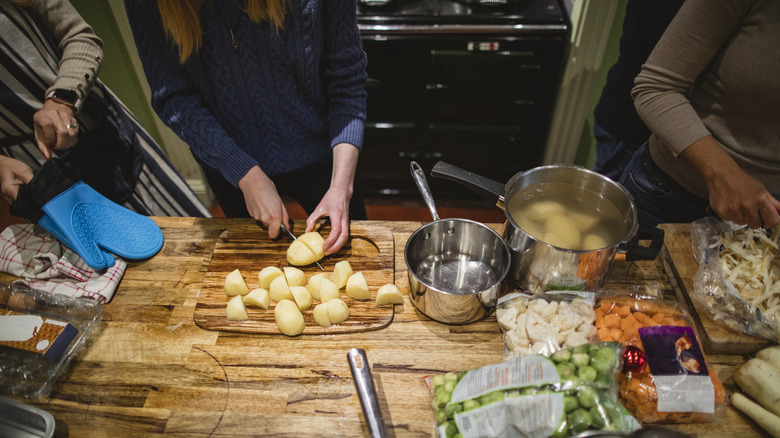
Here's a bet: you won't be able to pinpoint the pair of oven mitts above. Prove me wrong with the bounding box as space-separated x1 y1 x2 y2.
10 158 164 270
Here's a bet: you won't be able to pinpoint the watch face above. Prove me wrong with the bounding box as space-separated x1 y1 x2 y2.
52 89 78 105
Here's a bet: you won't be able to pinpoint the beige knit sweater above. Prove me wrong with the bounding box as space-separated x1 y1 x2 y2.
631 0 780 199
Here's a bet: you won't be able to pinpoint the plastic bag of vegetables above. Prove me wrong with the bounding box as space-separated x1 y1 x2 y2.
594 292 727 424
497 292 598 358
426 342 638 437
691 217 779 342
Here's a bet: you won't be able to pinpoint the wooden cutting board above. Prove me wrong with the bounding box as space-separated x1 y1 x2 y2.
659 223 771 354
194 222 395 334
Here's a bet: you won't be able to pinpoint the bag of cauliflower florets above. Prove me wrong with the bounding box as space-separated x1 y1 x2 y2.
497 291 599 358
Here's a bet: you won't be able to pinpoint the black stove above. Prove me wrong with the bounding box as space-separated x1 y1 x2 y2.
357 0 567 30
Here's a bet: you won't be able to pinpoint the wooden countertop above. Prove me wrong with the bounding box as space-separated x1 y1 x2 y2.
0 218 769 437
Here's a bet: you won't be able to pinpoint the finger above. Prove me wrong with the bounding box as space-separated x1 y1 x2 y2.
267 216 281 239
758 204 780 229
34 125 54 159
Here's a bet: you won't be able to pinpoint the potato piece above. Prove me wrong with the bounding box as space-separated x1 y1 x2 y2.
269 274 293 302
345 272 370 300
375 283 403 306
327 298 350 324
525 200 566 222
244 288 270 309
287 239 317 266
568 210 600 232
226 295 248 321
307 272 326 301
284 266 307 287
313 303 331 328
319 277 341 303
582 233 609 251
258 266 283 290
274 299 305 336
331 260 353 289
290 286 313 311
225 269 249 296
298 231 326 260
544 214 581 249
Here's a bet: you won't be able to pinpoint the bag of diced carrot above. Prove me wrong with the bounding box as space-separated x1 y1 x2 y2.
594 293 728 424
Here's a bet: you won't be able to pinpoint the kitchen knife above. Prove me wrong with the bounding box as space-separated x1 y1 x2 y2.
279 222 324 271
348 348 387 438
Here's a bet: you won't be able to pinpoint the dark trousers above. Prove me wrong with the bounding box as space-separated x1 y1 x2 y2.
200 161 367 221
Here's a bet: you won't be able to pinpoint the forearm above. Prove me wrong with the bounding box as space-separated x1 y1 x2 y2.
330 143 359 195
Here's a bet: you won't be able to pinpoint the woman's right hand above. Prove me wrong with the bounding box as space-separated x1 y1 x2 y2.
238 166 289 239
33 100 80 159
0 155 34 204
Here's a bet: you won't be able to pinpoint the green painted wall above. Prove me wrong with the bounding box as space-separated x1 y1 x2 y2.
69 0 165 149
574 0 627 168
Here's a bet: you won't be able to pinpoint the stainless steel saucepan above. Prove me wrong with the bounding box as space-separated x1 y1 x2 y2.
404 162 511 324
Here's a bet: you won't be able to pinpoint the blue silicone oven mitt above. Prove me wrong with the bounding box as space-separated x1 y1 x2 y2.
39 182 163 270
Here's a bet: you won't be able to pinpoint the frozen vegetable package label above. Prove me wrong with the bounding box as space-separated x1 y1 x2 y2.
448 393 564 438
638 325 715 413
452 355 560 403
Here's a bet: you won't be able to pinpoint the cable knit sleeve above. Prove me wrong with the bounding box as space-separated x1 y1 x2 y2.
32 0 103 113
123 0 259 186
321 0 368 150
630 0 751 156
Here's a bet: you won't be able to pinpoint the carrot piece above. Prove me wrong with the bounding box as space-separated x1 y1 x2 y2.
604 313 621 328
661 317 678 326
616 305 631 317
597 327 611 341
595 306 606 318
620 314 638 331
651 312 666 324
633 312 651 324
594 316 605 329
609 327 623 341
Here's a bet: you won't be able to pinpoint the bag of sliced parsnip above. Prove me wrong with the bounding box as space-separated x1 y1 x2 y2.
594 292 728 424
496 292 598 358
691 217 779 342
426 342 639 438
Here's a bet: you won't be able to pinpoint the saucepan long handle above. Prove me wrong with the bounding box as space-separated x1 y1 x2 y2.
430 161 506 205
410 161 440 222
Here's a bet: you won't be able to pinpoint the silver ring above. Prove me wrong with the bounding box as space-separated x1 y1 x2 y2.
66 122 79 130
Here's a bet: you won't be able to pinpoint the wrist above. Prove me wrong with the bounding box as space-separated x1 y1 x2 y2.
45 89 81 114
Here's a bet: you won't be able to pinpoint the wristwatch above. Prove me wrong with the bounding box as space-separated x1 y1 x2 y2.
46 88 81 113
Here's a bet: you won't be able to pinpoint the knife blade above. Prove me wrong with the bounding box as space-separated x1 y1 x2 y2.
280 223 324 271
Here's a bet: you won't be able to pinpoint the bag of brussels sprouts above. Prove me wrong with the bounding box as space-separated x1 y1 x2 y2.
427 342 639 437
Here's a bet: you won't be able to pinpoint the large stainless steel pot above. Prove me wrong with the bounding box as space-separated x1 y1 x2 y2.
405 162 511 324
431 161 664 293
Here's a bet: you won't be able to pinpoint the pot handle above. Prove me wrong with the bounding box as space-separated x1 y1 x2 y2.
617 224 665 262
431 161 506 204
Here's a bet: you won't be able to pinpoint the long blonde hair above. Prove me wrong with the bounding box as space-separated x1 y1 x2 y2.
156 0 288 63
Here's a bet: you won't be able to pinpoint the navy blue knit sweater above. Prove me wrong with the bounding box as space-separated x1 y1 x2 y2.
125 0 367 187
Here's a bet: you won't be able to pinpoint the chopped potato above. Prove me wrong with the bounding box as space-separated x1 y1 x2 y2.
346 272 370 300
319 277 341 303
244 288 270 309
313 303 331 328
291 285 313 311
284 266 307 287
225 269 249 296
376 283 403 306
274 299 305 336
331 260 353 289
327 298 350 324
298 231 326 259
258 266 284 290
269 274 293 302
307 272 326 301
287 239 318 266
226 295 248 321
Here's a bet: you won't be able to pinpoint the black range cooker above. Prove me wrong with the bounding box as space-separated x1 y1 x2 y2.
355 0 571 200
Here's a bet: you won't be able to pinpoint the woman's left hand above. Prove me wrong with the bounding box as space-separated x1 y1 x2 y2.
33 100 79 159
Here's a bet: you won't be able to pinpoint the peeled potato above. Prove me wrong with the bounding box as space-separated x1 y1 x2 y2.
319 277 341 303
327 298 350 324
226 295 248 321
274 299 305 336
345 272 370 300
544 214 581 249
269 274 293 302
375 283 403 306
313 303 331 328
258 266 283 290
568 210 600 232
307 272 326 301
525 200 566 222
244 288 270 309
287 239 317 266
290 285 313 311
284 266 307 287
225 269 249 296
331 260 353 289
583 233 609 250
298 231 326 260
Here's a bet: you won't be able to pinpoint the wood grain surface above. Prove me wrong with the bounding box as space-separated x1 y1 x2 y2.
659 223 771 355
195 222 395 334
0 218 769 437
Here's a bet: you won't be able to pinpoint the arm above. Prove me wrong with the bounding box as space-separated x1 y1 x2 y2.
308 0 367 253
631 0 780 228
28 0 103 157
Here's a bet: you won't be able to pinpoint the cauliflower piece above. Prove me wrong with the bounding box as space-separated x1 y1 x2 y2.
556 328 574 345
550 312 576 332
576 322 597 338
527 299 559 321
530 341 552 355
570 299 594 317
505 327 531 354
563 331 589 348
509 296 530 312
526 312 558 344
496 306 519 331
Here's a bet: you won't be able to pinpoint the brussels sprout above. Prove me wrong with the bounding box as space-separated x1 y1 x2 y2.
567 408 592 434
436 391 452 406
443 421 459 438
572 352 590 368
463 399 480 411
444 372 459 382
506 390 522 398
445 402 463 417
556 361 577 378
577 386 598 408
577 366 598 382
589 406 608 429
563 395 580 413
444 380 457 393
434 408 448 424
572 344 590 355
551 349 572 363
432 374 445 388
